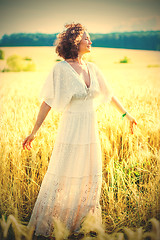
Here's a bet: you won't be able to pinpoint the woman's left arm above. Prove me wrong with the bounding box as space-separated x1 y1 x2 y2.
110 96 137 134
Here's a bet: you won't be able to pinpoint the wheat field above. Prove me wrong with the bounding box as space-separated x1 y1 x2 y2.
0 46 160 239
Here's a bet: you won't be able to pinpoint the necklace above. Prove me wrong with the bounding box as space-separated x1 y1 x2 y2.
66 59 84 65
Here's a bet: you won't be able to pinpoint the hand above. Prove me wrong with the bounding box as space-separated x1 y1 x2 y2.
22 133 36 150
126 114 138 134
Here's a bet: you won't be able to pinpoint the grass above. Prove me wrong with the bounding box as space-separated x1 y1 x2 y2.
0 46 160 239
0 214 159 239
147 64 160 68
119 56 130 63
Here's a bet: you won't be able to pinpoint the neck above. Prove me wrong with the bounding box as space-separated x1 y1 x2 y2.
66 53 84 64
77 53 83 63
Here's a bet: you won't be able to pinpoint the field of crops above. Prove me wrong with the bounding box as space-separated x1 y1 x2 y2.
0 46 160 239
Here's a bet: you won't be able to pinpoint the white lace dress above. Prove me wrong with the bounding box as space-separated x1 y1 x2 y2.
27 60 113 236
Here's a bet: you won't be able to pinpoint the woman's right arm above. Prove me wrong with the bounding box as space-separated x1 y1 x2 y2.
22 101 51 150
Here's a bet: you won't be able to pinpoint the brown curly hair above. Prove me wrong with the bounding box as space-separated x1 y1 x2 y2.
54 23 86 60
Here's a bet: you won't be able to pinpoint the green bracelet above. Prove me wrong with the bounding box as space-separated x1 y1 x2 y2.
122 112 127 120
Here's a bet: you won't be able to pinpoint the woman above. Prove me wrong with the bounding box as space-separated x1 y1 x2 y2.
22 23 137 237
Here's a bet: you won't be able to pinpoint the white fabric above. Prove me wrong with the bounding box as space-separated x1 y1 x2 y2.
39 61 113 111
28 61 114 236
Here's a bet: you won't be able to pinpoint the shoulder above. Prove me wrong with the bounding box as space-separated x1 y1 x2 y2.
52 60 67 73
54 60 66 68
87 61 99 72
87 61 97 67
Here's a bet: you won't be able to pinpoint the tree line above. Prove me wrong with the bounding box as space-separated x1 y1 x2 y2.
0 31 160 51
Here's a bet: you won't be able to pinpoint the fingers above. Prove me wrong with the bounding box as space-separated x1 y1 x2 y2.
129 120 137 134
26 143 32 150
25 141 32 150
22 138 28 150
22 137 33 150
134 119 138 125
24 141 32 150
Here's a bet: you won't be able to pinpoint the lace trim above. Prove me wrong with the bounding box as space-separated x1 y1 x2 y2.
28 174 102 236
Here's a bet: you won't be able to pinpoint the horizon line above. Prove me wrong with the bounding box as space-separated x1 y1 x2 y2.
1 29 160 38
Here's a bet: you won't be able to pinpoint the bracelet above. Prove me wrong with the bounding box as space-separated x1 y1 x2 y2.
122 112 127 120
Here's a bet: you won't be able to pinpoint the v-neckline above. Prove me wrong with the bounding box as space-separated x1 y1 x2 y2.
64 60 92 89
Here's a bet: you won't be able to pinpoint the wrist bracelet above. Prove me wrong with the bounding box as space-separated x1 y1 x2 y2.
122 112 127 120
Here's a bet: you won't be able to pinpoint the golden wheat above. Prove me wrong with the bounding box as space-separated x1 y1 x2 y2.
0 214 160 240
0 47 160 239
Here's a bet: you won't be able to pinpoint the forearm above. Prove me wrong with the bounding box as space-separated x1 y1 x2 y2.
110 96 137 134
110 96 130 118
31 101 51 135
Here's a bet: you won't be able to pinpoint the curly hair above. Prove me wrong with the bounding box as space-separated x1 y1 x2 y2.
54 23 86 60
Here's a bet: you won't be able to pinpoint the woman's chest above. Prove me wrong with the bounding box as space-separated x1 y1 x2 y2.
70 68 101 100
67 63 91 88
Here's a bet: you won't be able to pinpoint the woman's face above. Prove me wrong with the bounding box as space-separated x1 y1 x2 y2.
78 31 92 54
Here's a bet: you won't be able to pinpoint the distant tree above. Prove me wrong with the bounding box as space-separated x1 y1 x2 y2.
0 31 160 51
0 33 57 46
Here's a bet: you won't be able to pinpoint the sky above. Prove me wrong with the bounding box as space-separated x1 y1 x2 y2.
0 0 160 38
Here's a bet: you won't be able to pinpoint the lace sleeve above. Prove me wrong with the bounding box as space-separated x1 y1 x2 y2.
92 63 114 104
39 62 73 112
